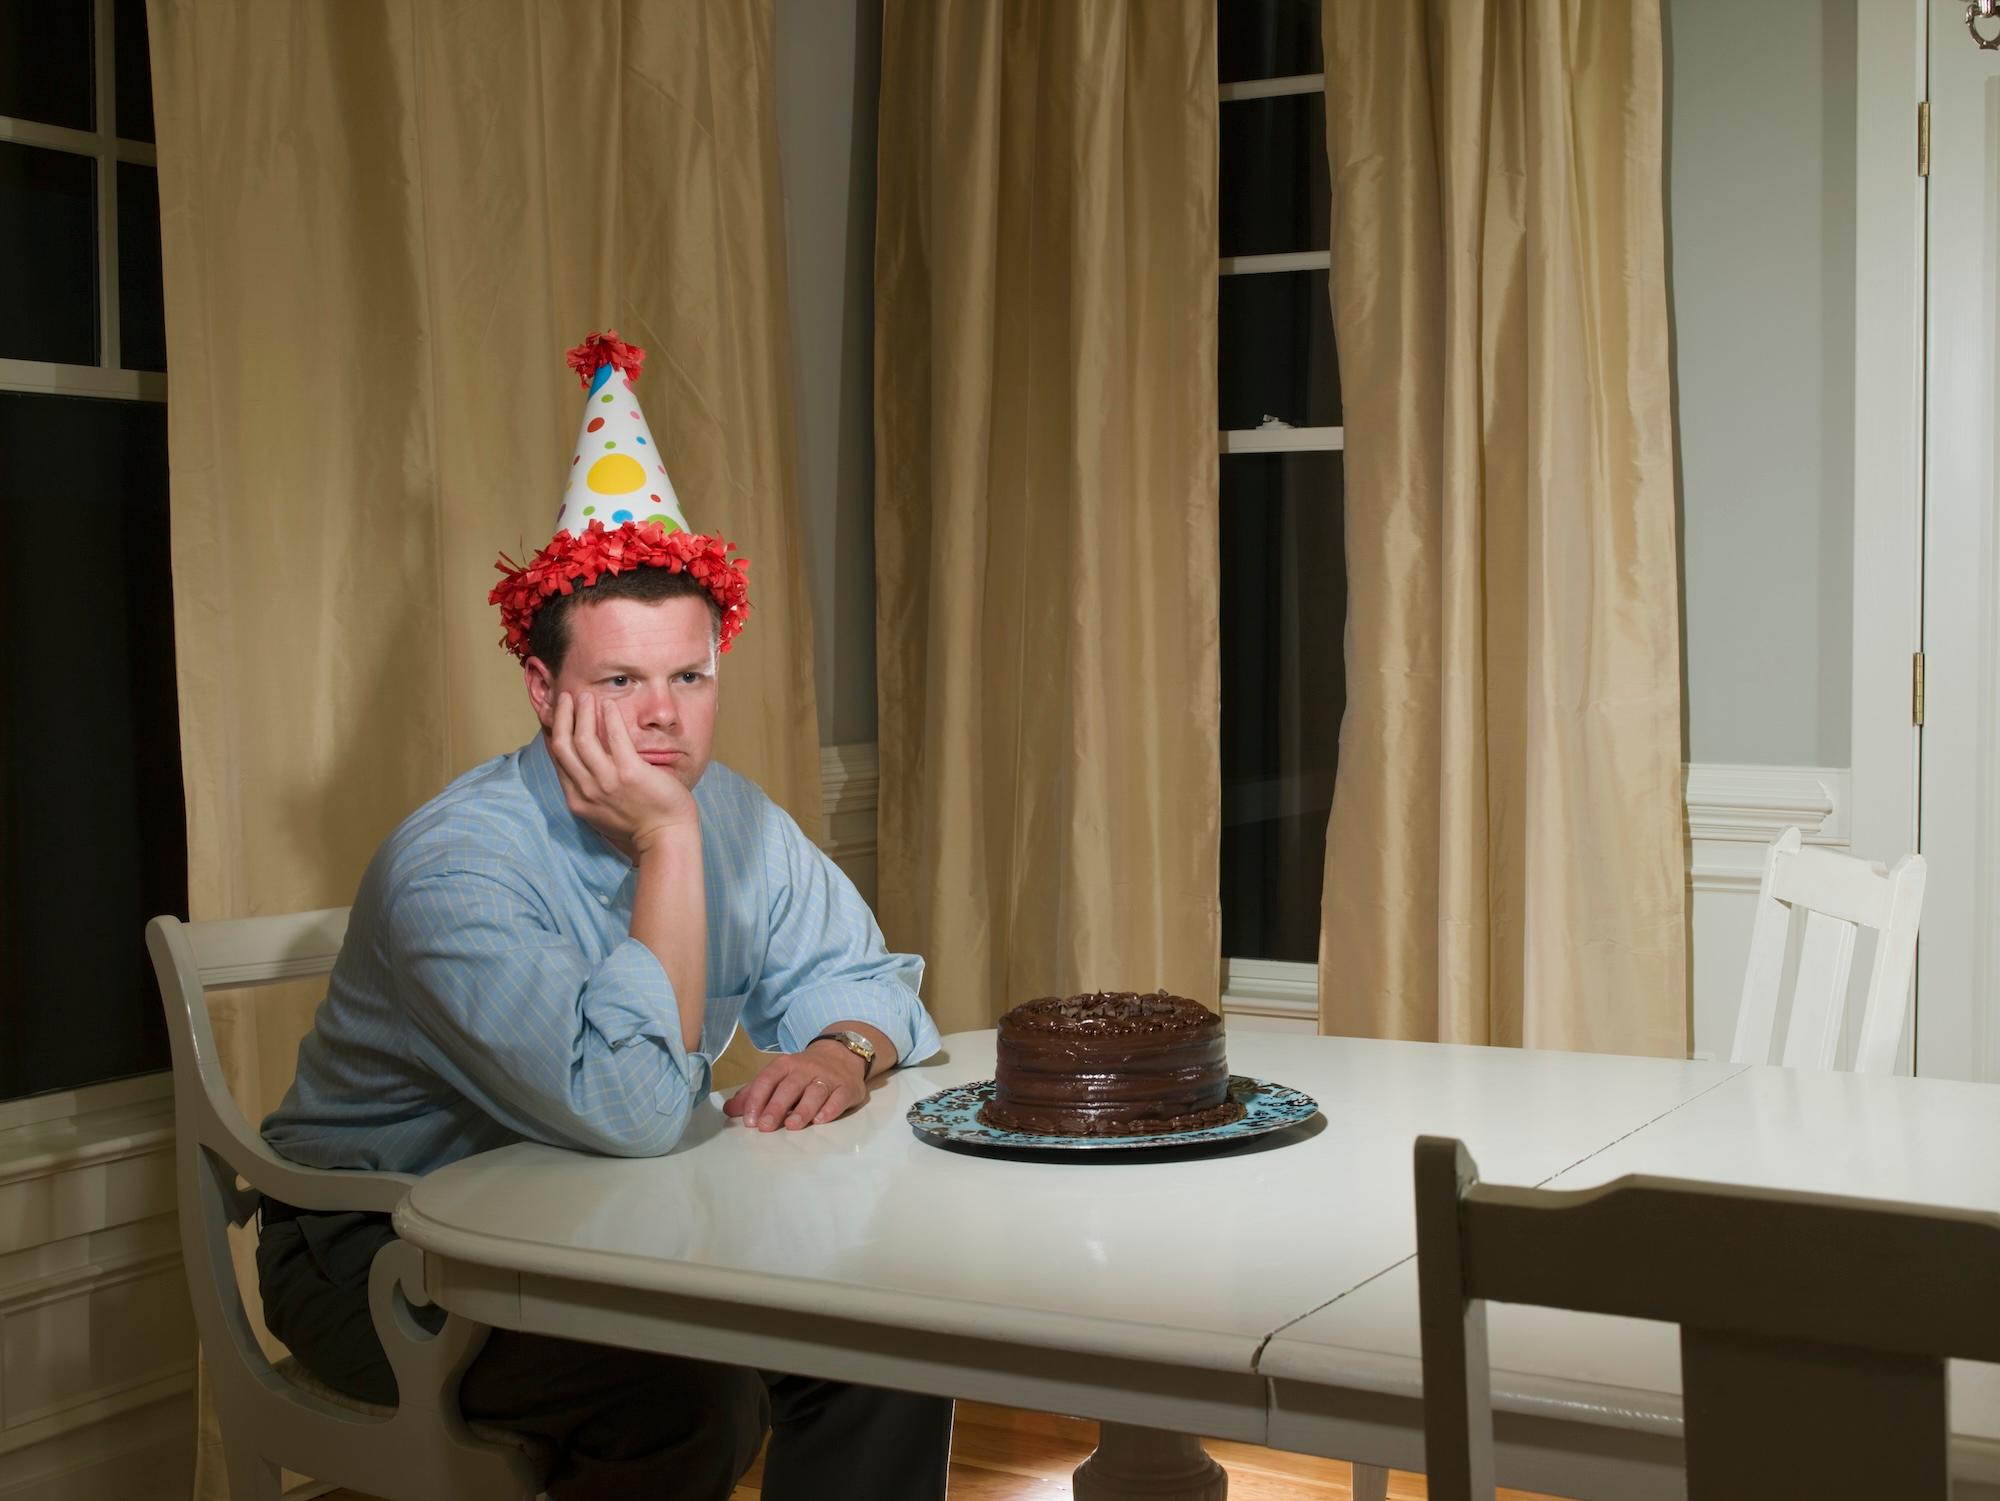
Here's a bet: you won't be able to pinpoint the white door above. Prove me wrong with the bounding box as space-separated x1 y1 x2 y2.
1917 0 2000 1082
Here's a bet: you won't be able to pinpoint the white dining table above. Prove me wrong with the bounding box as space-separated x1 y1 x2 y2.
391 1030 2000 1499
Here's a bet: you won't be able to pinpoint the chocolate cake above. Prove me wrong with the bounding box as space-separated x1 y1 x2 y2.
979 990 1244 1136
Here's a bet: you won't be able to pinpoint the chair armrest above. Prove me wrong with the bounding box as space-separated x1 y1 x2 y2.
195 1121 419 1219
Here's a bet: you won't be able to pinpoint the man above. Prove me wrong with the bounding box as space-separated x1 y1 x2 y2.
258 333 952 1500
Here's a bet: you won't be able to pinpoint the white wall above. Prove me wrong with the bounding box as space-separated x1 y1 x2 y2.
1668 0 1858 767
775 0 883 749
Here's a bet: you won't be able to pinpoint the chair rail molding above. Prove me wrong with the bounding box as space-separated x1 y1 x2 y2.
819 741 879 864
1686 762 1851 893
819 741 880 909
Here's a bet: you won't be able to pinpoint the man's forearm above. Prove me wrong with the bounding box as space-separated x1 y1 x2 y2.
630 825 706 1052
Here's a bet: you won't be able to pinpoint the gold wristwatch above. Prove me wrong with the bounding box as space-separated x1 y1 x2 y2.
809 1029 877 1079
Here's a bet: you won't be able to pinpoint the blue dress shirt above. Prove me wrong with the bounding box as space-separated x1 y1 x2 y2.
262 735 940 1172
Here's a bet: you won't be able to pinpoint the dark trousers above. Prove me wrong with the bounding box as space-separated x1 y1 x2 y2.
256 1208 953 1501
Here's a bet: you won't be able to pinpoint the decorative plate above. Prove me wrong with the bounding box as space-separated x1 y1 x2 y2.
906 1075 1320 1153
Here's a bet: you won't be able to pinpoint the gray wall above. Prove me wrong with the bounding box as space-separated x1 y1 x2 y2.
1668 0 1856 767
775 0 882 748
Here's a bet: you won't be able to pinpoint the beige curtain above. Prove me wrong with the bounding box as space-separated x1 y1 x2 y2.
874 0 1220 1033
1318 0 1687 1056
147 3 817 1492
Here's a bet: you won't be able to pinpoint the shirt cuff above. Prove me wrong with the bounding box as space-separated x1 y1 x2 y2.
582 936 714 1100
775 972 942 1069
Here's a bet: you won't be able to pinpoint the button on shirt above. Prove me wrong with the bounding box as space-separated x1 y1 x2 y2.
262 735 941 1173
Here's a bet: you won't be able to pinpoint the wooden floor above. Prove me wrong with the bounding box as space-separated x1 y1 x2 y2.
732 1404 1564 1500
330 1401 1563 1500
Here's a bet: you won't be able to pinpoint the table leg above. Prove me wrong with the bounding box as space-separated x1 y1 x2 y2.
1071 1423 1228 1500
1351 1462 1390 1501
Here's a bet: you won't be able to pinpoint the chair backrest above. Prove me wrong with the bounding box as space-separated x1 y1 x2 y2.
147 911 537 1501
1414 1135 2000 1501
1729 826 1926 1072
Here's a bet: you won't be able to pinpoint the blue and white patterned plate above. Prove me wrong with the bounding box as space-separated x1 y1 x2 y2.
906 1075 1320 1153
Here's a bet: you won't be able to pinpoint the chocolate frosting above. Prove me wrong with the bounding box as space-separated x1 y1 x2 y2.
980 990 1243 1136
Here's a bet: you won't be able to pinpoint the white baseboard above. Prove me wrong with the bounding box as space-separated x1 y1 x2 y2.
0 1382 193 1500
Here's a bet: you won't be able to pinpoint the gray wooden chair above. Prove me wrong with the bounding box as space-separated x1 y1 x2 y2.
1414 1134 2000 1500
147 910 544 1501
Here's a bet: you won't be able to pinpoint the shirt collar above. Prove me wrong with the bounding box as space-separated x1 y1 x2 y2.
519 733 634 900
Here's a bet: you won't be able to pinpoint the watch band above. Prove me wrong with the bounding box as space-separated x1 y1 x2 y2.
809 1029 876 1080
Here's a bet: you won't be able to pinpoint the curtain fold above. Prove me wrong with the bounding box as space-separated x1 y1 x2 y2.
874 0 1220 1033
1318 0 1688 1056
148 3 816 1492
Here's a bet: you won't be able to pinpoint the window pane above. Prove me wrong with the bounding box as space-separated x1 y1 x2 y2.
117 162 166 371
0 142 99 365
0 0 94 131
1219 92 1329 257
114 0 156 142
1219 270 1339 431
1219 0 1321 84
1220 452 1345 963
0 393 183 1100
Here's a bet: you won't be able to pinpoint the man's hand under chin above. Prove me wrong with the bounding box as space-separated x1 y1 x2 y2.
724 1025 898 1132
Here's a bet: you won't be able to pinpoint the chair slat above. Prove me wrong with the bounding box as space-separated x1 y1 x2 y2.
1853 855 1928 1074
1729 830 1798 1066
1779 908 1859 1070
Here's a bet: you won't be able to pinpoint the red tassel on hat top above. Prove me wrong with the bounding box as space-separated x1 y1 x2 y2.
565 330 647 389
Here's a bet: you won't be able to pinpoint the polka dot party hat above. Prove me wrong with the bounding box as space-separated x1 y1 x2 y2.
558 332 684 536
490 330 749 660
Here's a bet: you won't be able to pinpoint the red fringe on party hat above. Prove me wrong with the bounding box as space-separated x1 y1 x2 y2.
491 521 749 660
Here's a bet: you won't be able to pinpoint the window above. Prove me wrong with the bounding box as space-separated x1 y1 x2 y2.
1216 0 1342 1016
1 0 184 1099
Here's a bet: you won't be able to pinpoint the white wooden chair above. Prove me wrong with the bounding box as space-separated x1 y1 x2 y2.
146 910 544 1501
1730 826 1927 1072
1414 1134 2000 1500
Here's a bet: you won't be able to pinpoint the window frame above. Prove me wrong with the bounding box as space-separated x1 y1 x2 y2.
1216 63 1334 1024
0 0 178 1103
0 0 165 404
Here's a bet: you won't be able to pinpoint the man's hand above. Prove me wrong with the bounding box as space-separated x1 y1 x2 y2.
547 692 696 860
724 1040 871 1132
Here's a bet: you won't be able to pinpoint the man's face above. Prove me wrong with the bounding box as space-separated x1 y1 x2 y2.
524 594 720 791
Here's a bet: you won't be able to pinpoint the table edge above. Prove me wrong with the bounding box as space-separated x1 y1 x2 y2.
394 1197 1269 1376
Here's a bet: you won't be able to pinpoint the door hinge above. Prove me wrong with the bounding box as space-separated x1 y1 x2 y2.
1914 651 1926 725
1919 100 1931 177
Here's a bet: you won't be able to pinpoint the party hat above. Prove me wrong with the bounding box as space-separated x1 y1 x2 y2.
491 331 749 660
556 332 687 536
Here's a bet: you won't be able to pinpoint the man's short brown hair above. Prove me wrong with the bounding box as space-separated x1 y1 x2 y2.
525 567 723 673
